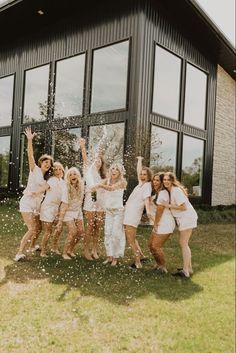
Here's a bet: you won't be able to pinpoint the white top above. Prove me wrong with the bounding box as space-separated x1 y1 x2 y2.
23 165 46 198
66 185 84 213
150 190 174 225
125 182 152 213
168 186 198 219
41 177 68 207
104 189 124 209
83 163 105 209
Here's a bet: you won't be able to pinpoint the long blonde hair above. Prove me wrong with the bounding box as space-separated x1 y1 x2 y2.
107 163 127 188
164 172 188 196
65 167 84 201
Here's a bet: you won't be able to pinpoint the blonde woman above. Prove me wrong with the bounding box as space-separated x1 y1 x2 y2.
162 172 198 278
79 138 106 260
123 156 153 269
96 163 127 266
15 127 53 261
58 167 85 260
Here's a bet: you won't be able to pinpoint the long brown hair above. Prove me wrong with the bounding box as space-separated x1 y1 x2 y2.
38 154 54 181
164 172 188 196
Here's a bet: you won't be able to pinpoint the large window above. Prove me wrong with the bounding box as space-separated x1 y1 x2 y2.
54 55 85 119
19 132 46 187
150 125 177 172
23 65 50 123
0 136 11 187
0 75 14 127
152 45 181 120
181 135 204 196
184 64 207 129
52 128 81 169
91 41 129 113
89 123 125 165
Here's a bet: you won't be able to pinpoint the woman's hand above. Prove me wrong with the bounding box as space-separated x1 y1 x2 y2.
136 156 144 160
147 213 155 222
24 127 36 140
161 201 171 208
79 138 86 148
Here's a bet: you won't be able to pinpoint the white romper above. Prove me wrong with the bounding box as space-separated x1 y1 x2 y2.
150 190 176 234
63 187 84 222
123 182 152 228
104 188 125 258
83 163 105 212
40 177 68 223
169 187 198 231
19 165 47 214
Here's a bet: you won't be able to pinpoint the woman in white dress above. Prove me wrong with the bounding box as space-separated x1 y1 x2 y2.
161 172 198 278
58 167 85 260
14 127 53 261
148 173 176 273
123 156 153 268
96 163 127 266
79 138 106 260
32 162 68 257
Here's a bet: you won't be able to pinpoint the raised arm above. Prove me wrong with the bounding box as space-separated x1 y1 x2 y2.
79 138 89 169
24 127 36 172
136 156 143 183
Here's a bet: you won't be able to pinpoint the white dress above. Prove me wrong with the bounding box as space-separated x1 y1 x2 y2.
150 190 176 234
123 182 152 228
63 185 84 222
83 163 105 212
104 188 125 258
40 177 68 223
19 165 46 214
169 187 198 231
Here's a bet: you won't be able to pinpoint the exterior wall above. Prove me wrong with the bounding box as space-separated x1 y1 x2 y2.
212 66 236 205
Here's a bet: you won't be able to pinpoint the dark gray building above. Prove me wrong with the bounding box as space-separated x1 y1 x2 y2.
0 0 235 204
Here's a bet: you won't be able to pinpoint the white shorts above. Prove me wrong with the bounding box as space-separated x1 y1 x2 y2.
176 217 197 231
83 192 104 212
63 209 83 222
40 204 59 223
19 195 43 215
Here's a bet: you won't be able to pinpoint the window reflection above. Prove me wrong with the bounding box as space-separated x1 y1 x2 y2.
91 41 129 113
23 65 49 123
89 123 125 165
19 132 46 187
150 125 177 172
0 136 11 187
54 55 85 119
0 75 14 127
152 46 181 120
184 64 207 129
181 135 204 196
52 128 81 169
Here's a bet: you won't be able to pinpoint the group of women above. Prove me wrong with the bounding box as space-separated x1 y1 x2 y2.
15 127 198 278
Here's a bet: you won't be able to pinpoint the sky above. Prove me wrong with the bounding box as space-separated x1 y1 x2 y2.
195 0 235 46
0 0 235 46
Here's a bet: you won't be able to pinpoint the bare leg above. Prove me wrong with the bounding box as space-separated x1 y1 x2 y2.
91 211 104 259
51 226 63 254
179 229 193 276
62 221 77 259
84 211 95 260
148 231 170 270
125 225 142 268
29 215 42 250
40 222 53 257
16 213 39 256
68 219 84 256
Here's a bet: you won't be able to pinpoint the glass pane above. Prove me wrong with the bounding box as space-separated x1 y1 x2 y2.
181 135 204 196
0 75 14 127
184 64 207 129
54 54 85 118
23 65 49 123
52 128 81 169
89 123 125 165
19 132 46 187
91 41 129 113
0 136 11 187
150 125 177 172
152 46 181 120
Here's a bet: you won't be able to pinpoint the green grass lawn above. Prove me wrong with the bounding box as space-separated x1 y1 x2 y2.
0 204 235 353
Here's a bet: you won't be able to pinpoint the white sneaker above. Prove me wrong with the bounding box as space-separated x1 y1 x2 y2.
14 254 26 262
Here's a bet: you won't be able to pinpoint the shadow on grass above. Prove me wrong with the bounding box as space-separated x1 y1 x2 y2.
0 223 234 306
